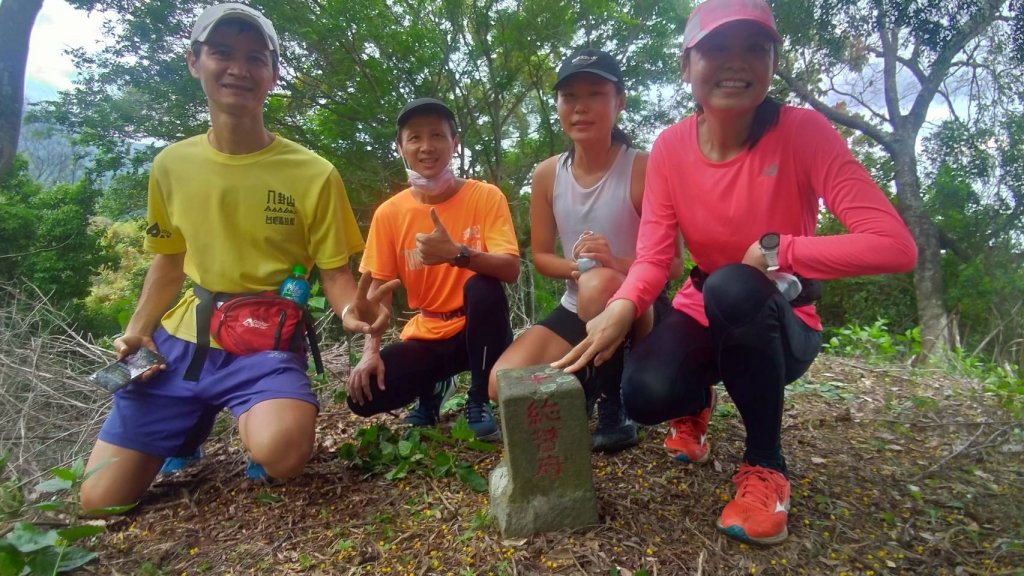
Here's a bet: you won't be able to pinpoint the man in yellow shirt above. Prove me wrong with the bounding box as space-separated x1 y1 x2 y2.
348 98 520 441
80 3 392 512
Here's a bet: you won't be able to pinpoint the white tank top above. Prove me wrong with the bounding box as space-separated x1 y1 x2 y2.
551 145 641 313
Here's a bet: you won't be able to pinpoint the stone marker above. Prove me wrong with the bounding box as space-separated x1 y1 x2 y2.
489 365 598 537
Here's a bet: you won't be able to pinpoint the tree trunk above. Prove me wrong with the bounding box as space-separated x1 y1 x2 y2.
891 134 951 358
0 0 44 181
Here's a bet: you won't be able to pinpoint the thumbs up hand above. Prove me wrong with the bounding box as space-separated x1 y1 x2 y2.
415 208 459 265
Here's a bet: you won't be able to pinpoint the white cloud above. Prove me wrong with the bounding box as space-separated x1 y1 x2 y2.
25 1 112 101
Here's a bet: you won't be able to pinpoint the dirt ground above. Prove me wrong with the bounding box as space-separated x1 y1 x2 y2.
86 355 1023 576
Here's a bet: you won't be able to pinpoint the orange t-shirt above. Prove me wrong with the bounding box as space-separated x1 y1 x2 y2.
361 180 519 340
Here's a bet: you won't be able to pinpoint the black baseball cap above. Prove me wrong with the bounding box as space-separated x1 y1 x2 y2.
396 98 457 130
553 48 623 90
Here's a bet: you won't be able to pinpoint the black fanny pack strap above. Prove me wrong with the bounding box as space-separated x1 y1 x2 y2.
790 278 822 307
304 312 323 375
184 286 215 382
689 266 709 292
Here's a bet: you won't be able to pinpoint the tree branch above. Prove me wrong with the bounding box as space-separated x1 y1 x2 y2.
875 3 905 130
907 0 1006 135
776 68 895 151
824 70 890 126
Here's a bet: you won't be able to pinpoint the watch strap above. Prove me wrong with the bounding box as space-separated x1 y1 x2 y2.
451 244 471 268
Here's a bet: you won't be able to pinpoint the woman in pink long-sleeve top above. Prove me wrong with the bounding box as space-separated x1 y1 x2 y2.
554 0 917 546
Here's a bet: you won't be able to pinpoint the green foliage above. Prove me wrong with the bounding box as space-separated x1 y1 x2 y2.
0 158 113 305
337 421 494 492
920 116 1024 366
788 379 855 402
775 0 1021 356
950 351 1024 418
824 319 1024 417
79 218 151 335
530 267 563 321
0 455 132 575
43 0 686 261
823 319 922 360
815 271 919 338
94 170 150 221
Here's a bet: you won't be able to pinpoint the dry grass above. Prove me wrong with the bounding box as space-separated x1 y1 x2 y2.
0 283 112 481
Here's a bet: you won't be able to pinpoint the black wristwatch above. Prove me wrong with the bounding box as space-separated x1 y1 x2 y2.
759 233 780 272
451 244 471 268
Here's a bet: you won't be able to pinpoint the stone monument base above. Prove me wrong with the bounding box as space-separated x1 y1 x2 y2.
488 366 598 537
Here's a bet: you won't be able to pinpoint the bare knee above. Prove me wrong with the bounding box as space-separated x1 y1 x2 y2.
242 400 317 480
576 268 624 321
79 482 117 515
80 483 138 515
247 425 315 479
487 369 499 402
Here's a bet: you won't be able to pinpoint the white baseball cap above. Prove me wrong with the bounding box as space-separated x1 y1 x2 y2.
190 3 280 53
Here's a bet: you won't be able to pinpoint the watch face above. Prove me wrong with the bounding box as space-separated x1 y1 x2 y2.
760 233 780 250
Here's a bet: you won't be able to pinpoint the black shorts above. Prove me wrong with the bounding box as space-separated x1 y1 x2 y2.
536 304 587 346
535 293 674 347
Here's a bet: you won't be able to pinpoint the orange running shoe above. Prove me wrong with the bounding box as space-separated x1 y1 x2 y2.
716 463 791 545
664 387 715 463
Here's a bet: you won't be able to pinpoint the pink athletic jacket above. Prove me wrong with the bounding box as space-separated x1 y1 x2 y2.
614 106 917 330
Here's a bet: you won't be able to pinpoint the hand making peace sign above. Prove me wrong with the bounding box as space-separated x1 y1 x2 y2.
342 272 400 336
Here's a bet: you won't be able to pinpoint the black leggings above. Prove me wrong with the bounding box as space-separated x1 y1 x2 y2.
347 274 512 416
622 264 821 472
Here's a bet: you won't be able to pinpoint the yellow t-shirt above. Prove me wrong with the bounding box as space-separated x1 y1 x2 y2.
145 131 365 343
360 180 519 341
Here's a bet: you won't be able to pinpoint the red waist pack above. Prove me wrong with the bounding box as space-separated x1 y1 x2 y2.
211 292 307 356
184 285 322 382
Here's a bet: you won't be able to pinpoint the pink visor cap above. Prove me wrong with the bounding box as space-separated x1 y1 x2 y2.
682 0 782 49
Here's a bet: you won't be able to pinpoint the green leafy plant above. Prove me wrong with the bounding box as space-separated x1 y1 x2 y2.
823 319 921 360
0 455 133 575
788 380 855 402
337 419 494 492
949 349 1024 418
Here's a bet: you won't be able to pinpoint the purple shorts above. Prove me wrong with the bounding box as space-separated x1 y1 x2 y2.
98 327 318 457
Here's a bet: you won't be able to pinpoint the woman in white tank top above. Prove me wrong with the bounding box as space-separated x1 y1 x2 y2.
488 48 681 453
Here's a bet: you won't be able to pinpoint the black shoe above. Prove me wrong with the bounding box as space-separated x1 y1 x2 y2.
464 398 501 442
592 394 638 453
404 376 457 427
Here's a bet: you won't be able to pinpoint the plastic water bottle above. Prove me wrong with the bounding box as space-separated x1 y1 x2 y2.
768 271 802 302
279 265 311 306
576 257 602 274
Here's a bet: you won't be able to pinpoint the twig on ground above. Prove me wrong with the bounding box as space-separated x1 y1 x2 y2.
909 425 987 482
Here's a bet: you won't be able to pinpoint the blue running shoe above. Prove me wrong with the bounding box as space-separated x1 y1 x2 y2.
245 459 271 482
159 447 202 475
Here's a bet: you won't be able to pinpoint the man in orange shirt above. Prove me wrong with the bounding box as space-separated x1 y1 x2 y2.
347 98 519 441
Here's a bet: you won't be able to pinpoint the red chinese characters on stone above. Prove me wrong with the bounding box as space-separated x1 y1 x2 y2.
535 453 563 478
526 398 561 428
526 395 563 479
530 426 558 453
